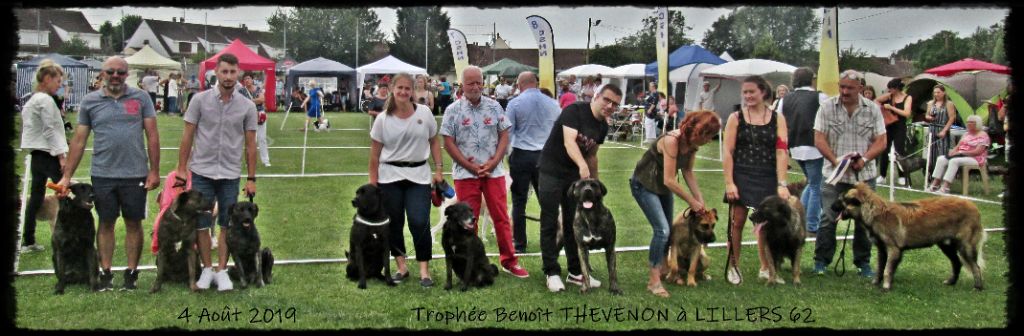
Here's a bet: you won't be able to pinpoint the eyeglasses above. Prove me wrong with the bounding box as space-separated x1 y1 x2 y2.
104 69 128 76
600 95 620 108
839 71 863 81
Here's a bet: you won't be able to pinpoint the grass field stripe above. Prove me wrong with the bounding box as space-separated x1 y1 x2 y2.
14 228 1006 276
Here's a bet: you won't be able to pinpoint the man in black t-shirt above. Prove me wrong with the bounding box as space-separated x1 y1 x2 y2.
536 84 622 292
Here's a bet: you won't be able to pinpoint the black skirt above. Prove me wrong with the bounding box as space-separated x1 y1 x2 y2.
725 164 777 208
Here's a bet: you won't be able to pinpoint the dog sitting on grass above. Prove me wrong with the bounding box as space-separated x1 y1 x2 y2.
345 184 396 289
665 207 717 287
51 183 99 294
225 201 274 289
441 202 499 291
151 190 213 293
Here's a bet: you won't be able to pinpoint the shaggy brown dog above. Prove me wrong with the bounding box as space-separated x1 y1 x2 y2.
665 208 717 287
833 182 986 292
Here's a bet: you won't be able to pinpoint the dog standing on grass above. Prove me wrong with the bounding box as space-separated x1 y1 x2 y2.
833 182 986 292
568 178 621 295
346 184 396 289
441 202 499 291
750 195 806 286
51 183 99 294
665 208 717 287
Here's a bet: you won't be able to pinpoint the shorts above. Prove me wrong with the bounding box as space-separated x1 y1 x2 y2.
190 173 239 229
92 176 147 222
307 105 322 118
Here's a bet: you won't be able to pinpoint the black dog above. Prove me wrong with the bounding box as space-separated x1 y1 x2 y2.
151 190 213 293
51 183 99 294
750 195 806 286
345 184 395 289
569 178 621 295
226 202 274 289
442 202 499 291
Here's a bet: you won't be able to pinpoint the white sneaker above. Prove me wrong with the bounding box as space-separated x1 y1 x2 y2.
727 265 742 285
897 177 907 186
758 268 770 280
215 269 233 291
196 267 215 290
263 163 271 167
875 176 886 184
566 273 601 288
546 275 565 292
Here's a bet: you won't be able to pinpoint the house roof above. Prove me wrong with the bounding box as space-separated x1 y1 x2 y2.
142 18 280 57
15 8 98 34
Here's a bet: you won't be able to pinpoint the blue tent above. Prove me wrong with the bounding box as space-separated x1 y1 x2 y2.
16 53 90 109
644 45 726 76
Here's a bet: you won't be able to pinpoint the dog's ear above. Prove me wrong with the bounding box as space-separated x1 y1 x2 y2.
445 205 456 218
683 207 692 219
709 208 718 220
598 180 607 196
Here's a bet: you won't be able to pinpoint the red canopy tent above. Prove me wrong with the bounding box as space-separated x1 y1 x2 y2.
200 39 277 111
924 58 1011 77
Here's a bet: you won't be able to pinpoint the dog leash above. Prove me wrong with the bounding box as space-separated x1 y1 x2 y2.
833 170 861 277
724 202 733 281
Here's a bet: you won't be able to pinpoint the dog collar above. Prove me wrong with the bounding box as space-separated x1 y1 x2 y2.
355 215 390 226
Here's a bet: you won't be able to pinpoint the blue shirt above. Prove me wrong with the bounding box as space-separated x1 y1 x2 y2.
506 88 560 151
440 82 452 95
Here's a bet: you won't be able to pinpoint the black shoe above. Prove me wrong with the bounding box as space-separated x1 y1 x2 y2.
515 248 526 254
121 269 139 291
420 278 434 288
99 269 114 291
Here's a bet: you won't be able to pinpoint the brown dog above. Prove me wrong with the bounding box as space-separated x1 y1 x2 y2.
665 208 717 287
833 182 986 292
751 195 806 286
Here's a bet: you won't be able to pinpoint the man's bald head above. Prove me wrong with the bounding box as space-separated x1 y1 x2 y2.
103 56 127 69
517 71 538 90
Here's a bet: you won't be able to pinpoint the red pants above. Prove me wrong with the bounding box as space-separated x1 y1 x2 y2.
454 176 518 268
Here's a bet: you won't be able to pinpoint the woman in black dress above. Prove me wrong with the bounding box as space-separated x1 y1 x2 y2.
875 78 913 185
721 76 791 285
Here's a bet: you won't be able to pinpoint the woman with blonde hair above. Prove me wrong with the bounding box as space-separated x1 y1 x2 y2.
20 59 68 252
630 110 721 297
414 75 435 112
369 73 445 287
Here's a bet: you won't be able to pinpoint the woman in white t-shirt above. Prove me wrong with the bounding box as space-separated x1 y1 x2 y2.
369 73 445 287
20 59 68 252
166 73 180 113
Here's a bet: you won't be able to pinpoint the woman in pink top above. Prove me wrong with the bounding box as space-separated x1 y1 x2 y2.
927 115 989 194
559 82 577 109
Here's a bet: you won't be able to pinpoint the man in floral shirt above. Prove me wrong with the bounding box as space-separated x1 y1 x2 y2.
441 66 528 278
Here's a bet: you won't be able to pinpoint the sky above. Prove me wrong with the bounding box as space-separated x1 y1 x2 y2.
72 6 1008 57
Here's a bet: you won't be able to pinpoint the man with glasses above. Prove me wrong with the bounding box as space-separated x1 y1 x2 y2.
441 66 529 279
536 83 622 292
505 71 560 254
58 56 161 291
812 69 887 278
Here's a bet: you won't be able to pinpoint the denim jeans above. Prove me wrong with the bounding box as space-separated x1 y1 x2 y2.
379 180 432 261
629 177 674 267
190 173 239 229
813 181 874 269
797 158 824 233
509 148 541 251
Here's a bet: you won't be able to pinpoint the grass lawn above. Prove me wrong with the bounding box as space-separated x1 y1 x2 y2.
12 111 1007 330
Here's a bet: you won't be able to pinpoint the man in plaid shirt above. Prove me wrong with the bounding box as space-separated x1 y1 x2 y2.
811 69 888 278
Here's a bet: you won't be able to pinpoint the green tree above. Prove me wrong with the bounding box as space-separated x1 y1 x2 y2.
895 30 968 72
266 8 386 66
57 36 90 56
387 7 453 74
839 46 880 74
701 12 745 59
99 15 143 54
98 21 115 53
731 6 819 66
612 10 694 64
588 44 635 68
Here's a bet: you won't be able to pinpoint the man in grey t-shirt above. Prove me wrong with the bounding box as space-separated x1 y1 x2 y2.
59 56 161 291
175 53 258 292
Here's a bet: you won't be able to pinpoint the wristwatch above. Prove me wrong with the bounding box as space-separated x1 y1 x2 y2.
247 176 257 182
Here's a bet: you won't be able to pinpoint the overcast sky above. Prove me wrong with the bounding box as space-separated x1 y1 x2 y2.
73 6 1008 57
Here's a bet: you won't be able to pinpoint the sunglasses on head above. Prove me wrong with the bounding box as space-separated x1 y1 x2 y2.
104 69 128 76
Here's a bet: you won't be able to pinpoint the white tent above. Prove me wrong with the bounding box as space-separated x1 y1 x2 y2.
669 63 720 111
558 64 614 78
124 45 182 91
356 55 428 95
699 59 798 119
719 52 735 62
605 64 648 79
865 72 895 97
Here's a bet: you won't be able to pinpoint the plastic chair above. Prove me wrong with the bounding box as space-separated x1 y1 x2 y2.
961 163 990 196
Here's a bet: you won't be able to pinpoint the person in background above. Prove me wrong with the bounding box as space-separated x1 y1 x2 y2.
643 82 660 145
414 75 435 112
926 84 957 175
437 76 453 115
778 67 828 236
301 80 325 132
20 59 68 253
874 79 913 186
699 80 721 112
580 76 596 102
240 73 270 167
927 115 989 194
770 84 790 112
559 82 578 109
141 70 160 107
665 96 680 132
494 78 514 110
184 74 200 112
721 75 790 285
367 82 389 122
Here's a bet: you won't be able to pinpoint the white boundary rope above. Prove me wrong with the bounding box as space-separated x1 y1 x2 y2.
14 227 1007 276
14 154 31 273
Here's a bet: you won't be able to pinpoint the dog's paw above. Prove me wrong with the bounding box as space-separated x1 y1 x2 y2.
609 287 623 296
686 279 697 287
943 278 957 286
54 288 65 295
444 283 453 291
793 278 802 286
358 283 368 290
460 285 469 292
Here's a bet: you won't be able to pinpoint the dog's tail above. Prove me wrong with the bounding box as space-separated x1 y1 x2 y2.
261 247 274 284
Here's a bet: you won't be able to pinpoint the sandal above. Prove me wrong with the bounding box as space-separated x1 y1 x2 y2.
647 283 670 298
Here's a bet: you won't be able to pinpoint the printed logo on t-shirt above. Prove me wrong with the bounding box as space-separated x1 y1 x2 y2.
576 133 598 156
483 117 493 126
123 99 141 115
462 118 472 126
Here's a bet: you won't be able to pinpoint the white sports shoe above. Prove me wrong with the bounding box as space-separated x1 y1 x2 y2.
758 268 770 280
566 273 601 288
897 177 907 186
196 267 215 290
727 265 742 285
546 275 565 292
875 176 886 184
216 269 233 291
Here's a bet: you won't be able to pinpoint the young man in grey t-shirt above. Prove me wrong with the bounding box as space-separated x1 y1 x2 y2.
59 56 161 291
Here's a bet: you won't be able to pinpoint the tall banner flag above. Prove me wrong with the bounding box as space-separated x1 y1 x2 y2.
818 8 840 97
656 7 669 95
526 15 555 93
447 29 470 85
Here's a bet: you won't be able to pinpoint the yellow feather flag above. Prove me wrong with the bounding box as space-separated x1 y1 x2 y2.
447 29 470 85
526 16 556 94
656 7 669 95
817 8 840 97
